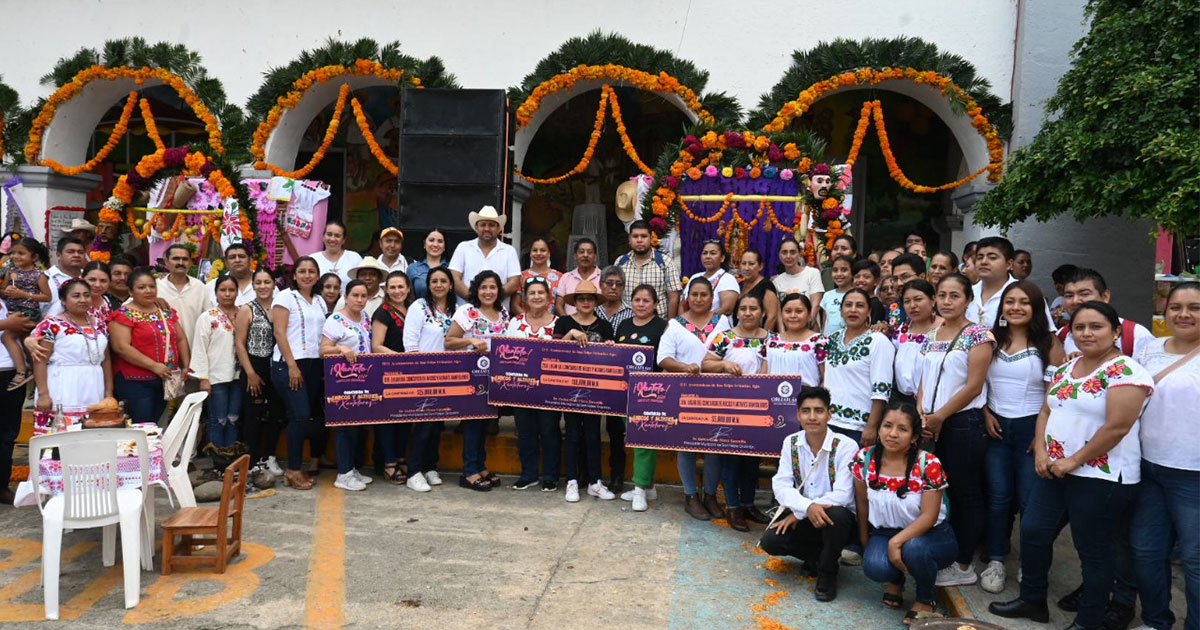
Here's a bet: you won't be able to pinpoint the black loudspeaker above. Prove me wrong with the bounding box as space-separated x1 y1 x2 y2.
397 89 510 241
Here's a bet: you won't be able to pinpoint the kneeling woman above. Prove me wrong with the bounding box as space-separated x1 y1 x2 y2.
321 280 375 492
854 403 957 625
445 270 509 491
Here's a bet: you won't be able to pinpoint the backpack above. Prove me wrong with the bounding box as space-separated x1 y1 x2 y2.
616 249 668 269
1057 318 1136 356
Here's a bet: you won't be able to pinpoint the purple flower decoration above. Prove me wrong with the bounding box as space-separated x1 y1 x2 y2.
163 146 190 168
683 135 698 146
723 131 745 148
704 165 719 177
686 143 705 158
200 162 217 177
822 207 843 221
648 216 668 234
127 170 147 189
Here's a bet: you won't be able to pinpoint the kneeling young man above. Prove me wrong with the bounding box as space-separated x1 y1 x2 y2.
760 385 858 602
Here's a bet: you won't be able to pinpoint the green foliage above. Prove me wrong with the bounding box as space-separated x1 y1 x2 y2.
244 37 459 120
974 0 1199 234
0 75 18 164
747 36 1011 137
8 37 244 164
508 30 742 126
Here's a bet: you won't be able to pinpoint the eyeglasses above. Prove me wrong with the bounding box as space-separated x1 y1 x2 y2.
603 280 625 287
702 239 722 246
524 275 547 285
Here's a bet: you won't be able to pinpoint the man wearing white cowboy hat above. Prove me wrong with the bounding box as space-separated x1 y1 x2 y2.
449 205 521 305
61 218 97 244
378 227 408 273
336 256 390 317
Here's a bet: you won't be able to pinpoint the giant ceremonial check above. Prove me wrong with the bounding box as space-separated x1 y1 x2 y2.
488 337 654 415
324 353 493 425
625 374 801 457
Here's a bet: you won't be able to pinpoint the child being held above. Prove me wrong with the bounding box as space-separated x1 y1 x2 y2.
1 237 52 390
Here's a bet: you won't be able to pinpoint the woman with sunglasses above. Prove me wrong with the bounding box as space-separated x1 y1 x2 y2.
555 279 617 503
684 239 739 315
505 275 561 492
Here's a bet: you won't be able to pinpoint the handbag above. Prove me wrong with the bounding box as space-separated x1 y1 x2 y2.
159 310 185 400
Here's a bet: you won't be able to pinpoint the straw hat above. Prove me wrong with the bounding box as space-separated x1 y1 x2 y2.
348 256 390 278
563 279 602 306
615 180 640 223
468 205 507 230
61 218 97 234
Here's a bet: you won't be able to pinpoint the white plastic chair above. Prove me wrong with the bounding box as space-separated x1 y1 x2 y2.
29 429 149 620
160 391 208 509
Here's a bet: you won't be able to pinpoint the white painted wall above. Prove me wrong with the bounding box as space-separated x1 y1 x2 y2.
1 0 1018 113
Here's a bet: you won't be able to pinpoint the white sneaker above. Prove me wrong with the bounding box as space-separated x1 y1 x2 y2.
406 472 431 493
425 471 443 485
351 469 374 485
631 486 649 512
980 560 1006 593
334 472 366 491
587 481 615 500
564 480 580 503
621 486 657 502
839 549 863 566
265 456 283 476
935 562 978 586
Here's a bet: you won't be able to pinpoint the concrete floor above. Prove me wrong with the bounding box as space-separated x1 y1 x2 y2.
0 473 1190 629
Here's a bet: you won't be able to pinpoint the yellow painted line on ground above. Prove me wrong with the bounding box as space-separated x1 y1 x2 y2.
939 585 974 618
304 478 346 629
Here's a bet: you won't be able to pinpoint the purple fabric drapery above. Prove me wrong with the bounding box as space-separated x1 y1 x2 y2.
676 175 800 278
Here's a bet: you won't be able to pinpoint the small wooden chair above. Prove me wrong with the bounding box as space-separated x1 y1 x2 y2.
160 454 249 574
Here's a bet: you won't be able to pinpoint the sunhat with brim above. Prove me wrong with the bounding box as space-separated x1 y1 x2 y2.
348 256 390 278
563 279 603 306
468 205 507 230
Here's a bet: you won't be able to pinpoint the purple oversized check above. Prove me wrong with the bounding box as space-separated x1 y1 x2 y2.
624 373 801 457
488 337 654 415
324 352 494 426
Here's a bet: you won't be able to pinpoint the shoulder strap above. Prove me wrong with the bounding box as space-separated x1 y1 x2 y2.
1153 343 1200 384
927 325 969 414
1057 326 1070 343
827 437 839 486
1120 319 1136 356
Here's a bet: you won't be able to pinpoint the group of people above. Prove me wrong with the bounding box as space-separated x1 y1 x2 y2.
0 205 1194 630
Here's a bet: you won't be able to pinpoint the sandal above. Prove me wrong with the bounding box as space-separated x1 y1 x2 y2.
882 591 903 609
283 470 314 490
383 462 407 485
903 601 940 626
458 474 492 492
483 471 501 488
6 371 31 391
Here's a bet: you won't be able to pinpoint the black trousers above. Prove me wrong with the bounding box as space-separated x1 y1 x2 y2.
0 370 25 489
758 505 856 578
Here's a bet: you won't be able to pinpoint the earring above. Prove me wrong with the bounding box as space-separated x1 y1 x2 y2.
998 317 1008 327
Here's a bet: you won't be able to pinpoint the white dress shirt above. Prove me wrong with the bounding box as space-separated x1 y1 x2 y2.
449 238 521 287
772 429 859 518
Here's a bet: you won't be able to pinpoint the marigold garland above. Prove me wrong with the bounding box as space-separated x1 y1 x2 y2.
515 64 713 129
606 85 655 176
26 66 224 167
514 86 609 185
114 147 250 243
350 96 399 176
140 97 165 152
259 83 349 179
250 59 421 172
762 67 1004 183
38 91 139 176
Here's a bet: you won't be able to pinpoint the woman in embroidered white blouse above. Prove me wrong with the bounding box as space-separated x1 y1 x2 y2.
320 280 374 492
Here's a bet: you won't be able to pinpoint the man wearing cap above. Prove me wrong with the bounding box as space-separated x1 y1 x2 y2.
378 227 408 274
336 256 388 317
62 218 97 245
449 205 521 303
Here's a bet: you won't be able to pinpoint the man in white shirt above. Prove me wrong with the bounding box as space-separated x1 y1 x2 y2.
966 236 1053 329
761 386 858 602
206 243 270 306
1059 267 1155 357
157 243 212 347
449 205 521 302
378 227 408 273
42 237 87 317
335 257 388 318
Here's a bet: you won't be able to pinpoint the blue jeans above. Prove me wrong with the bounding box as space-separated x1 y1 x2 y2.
863 522 958 603
565 412 603 484
514 407 561 483
335 426 362 475
985 410 1038 561
374 423 406 465
271 358 326 471
1132 460 1200 630
678 452 722 496
206 381 243 448
935 408 988 565
1019 474 1137 629
114 374 166 425
408 422 443 474
722 455 759 508
461 418 489 477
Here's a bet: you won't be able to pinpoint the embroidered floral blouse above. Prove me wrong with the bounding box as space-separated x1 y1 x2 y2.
851 447 948 529
109 306 182 379
706 329 768 375
504 313 558 340
451 303 509 351
918 324 995 413
824 330 895 432
765 332 826 387
891 321 931 397
191 308 240 384
322 311 373 355
1044 356 1154 484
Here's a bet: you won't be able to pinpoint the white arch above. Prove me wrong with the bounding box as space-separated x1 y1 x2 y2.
260 75 397 170
37 77 169 166
512 78 702 171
